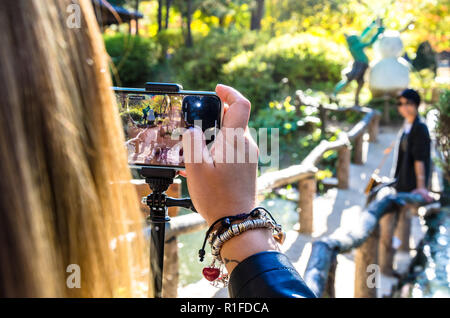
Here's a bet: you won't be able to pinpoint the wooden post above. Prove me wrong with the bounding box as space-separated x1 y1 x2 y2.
368 114 380 143
319 104 327 135
395 206 411 252
353 134 364 165
354 226 379 298
298 176 316 234
337 145 351 189
323 256 337 298
378 212 397 275
383 95 391 125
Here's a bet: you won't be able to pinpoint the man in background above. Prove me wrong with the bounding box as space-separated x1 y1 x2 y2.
392 88 432 202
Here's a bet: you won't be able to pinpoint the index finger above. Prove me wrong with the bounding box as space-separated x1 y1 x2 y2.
216 84 251 129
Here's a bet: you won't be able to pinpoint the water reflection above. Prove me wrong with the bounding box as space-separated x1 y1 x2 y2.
177 197 298 286
410 207 450 298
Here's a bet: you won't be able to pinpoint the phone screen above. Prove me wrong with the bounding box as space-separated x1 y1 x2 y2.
115 90 221 169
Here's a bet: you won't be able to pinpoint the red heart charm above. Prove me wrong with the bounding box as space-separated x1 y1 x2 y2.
202 267 220 282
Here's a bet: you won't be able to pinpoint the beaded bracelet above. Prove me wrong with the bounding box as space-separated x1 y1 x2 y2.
199 207 286 287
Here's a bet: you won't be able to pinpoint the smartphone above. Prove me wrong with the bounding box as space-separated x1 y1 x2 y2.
114 85 222 169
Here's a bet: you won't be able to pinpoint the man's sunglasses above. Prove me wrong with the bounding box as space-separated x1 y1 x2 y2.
396 100 414 107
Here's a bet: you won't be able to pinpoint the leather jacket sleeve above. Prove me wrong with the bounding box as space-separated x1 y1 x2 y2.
228 251 317 298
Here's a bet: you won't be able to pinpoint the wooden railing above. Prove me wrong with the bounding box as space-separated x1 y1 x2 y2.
302 108 444 298
137 91 383 297
303 193 441 298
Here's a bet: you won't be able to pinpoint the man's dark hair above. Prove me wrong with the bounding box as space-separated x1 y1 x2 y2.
398 88 421 108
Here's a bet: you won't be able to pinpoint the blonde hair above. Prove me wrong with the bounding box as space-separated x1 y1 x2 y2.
0 0 148 297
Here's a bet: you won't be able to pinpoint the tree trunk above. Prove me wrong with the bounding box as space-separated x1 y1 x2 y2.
219 15 226 28
165 0 172 29
185 0 193 47
157 0 163 33
135 0 140 35
250 0 265 30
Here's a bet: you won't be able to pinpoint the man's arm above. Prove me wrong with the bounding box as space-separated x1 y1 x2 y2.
412 160 433 202
414 160 427 189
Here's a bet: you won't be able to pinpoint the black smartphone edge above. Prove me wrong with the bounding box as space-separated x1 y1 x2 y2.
113 86 223 171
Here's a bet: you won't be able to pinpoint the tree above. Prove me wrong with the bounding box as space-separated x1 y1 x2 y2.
165 0 173 29
107 0 141 34
134 0 140 35
174 0 201 47
250 0 265 30
199 0 248 27
158 0 163 32
186 0 193 47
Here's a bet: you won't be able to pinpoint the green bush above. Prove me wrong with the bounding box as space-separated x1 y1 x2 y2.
156 28 185 56
104 34 161 87
250 95 332 168
369 96 403 124
120 108 142 126
222 33 346 112
251 97 296 129
169 28 262 91
433 89 450 188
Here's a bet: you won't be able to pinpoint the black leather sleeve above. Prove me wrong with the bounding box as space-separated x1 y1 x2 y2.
228 251 317 298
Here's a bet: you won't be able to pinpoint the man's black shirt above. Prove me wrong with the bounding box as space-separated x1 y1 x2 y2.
394 115 431 192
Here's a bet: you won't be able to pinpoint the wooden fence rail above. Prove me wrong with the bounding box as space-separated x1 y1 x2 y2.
303 193 440 297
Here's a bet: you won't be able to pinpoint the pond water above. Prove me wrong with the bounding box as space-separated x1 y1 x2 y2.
176 183 450 297
407 207 450 298
177 196 299 287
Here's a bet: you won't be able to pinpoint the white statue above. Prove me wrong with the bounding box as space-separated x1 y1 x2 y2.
369 30 410 96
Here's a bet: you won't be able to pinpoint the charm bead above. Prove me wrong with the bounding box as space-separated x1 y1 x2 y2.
222 218 231 228
200 206 283 288
202 267 220 281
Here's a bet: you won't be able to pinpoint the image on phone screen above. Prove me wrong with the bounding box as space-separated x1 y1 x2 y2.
115 91 221 169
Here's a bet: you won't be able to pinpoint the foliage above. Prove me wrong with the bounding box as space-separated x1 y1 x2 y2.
432 89 450 185
169 27 262 91
222 33 345 112
119 108 142 126
369 96 403 124
250 95 344 169
250 96 302 135
103 0 448 166
155 28 185 56
104 34 161 87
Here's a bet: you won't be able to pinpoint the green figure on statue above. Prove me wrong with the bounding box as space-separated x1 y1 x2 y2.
332 20 385 105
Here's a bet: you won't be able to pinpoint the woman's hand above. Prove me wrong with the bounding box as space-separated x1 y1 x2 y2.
181 84 259 225
181 85 277 273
